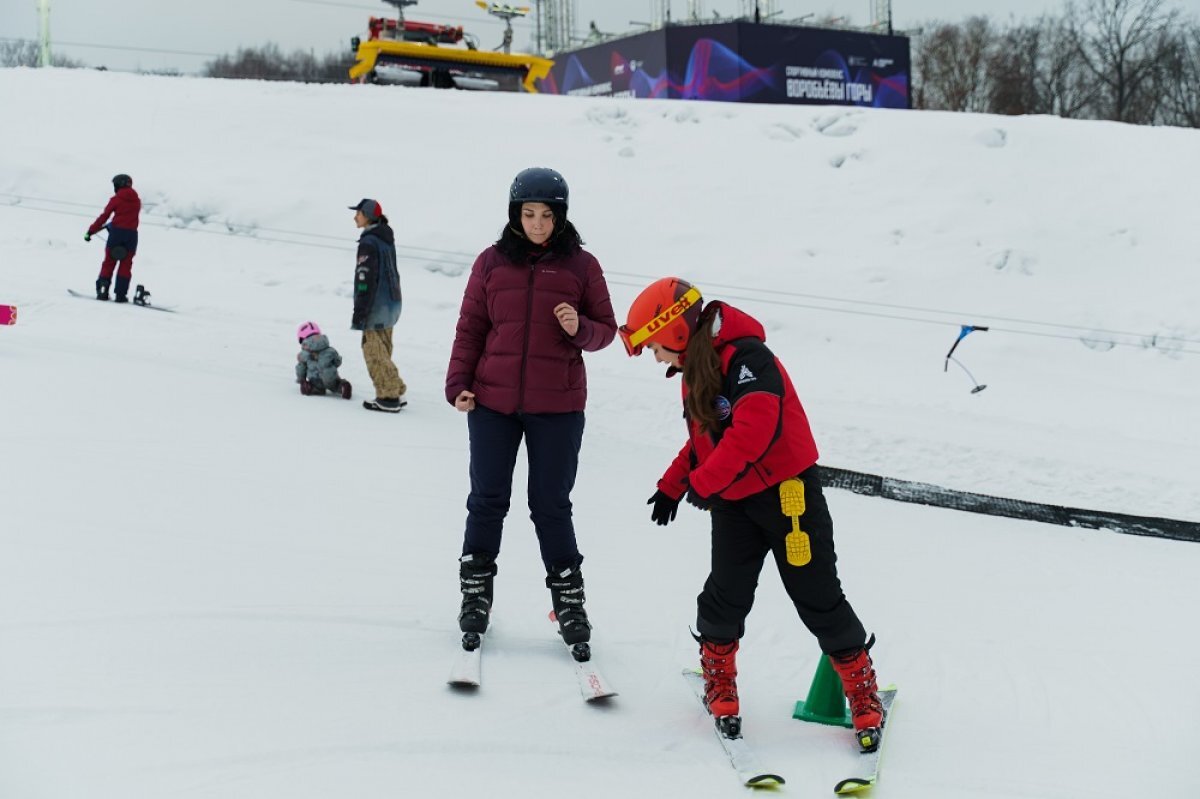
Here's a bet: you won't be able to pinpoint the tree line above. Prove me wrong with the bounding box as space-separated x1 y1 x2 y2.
202 44 353 83
0 40 350 83
912 0 1199 127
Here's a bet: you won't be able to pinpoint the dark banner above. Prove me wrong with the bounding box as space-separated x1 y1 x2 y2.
731 24 909 107
536 30 668 98
537 22 909 109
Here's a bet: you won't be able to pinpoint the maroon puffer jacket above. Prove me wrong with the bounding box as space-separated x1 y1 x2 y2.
445 244 617 414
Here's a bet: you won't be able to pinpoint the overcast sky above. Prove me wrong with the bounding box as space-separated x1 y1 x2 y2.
2 0 1193 74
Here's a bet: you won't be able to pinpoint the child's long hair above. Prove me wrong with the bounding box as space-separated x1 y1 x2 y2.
683 304 723 433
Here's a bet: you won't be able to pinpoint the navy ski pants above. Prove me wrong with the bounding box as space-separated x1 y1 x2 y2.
462 403 585 571
696 466 868 654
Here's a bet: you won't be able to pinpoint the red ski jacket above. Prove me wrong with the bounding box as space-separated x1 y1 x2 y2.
88 187 141 235
445 244 617 415
657 302 820 502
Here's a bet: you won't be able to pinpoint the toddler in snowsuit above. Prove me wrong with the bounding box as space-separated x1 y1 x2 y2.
295 321 352 399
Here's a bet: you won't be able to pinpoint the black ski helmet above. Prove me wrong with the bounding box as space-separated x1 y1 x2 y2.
509 167 568 207
112 174 133 190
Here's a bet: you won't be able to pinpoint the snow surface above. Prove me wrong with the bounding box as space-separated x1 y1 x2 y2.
2 68 1199 798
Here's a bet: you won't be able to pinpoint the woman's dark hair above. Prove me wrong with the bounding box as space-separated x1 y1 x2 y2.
496 202 583 260
683 304 723 433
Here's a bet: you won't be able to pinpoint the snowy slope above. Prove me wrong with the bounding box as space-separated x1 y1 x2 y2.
1 67 1199 798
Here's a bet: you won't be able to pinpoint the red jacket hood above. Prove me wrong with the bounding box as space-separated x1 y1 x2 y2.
665 302 765 378
709 302 765 349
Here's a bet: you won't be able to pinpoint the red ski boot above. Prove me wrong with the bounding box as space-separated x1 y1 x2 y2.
830 636 885 752
699 638 740 733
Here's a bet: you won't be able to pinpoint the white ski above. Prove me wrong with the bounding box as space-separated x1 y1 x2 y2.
447 634 483 687
548 612 618 702
833 686 898 794
682 669 786 787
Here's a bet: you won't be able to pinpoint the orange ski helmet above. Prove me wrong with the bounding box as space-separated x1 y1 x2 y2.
620 277 703 356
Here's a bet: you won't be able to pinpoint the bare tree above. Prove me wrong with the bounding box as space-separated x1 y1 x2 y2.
979 13 1099 117
1070 0 1179 123
1030 11 1101 118
1153 20 1200 126
988 22 1043 115
913 17 996 112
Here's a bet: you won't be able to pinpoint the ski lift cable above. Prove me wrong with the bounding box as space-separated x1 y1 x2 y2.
605 276 1200 355
608 270 1200 346
0 202 462 265
4 200 1196 354
9 191 1194 347
0 192 480 256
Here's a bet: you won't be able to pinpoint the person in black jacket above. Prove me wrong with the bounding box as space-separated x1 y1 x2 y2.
349 198 406 412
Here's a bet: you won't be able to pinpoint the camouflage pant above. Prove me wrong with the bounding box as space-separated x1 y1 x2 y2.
362 328 407 399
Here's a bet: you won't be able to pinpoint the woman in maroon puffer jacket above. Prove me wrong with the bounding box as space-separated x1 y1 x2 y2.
445 167 616 658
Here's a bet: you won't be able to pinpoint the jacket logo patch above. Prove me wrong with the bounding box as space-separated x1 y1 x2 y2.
714 395 731 420
357 255 369 265
737 365 757 385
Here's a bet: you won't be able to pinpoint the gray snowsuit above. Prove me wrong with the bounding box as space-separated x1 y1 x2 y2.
295 333 344 390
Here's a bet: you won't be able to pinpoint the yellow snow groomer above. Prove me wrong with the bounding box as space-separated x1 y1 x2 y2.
348 3 552 93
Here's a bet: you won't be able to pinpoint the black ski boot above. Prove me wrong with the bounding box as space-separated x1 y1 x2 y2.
113 276 130 303
546 561 591 660
95 277 111 301
458 553 497 651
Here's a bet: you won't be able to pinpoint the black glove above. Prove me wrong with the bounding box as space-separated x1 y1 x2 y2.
686 486 714 511
647 490 681 526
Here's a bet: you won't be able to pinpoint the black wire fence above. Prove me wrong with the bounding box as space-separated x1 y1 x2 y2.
820 466 1200 544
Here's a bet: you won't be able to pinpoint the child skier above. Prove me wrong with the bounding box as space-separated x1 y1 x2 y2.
85 174 141 302
620 277 886 752
295 321 352 399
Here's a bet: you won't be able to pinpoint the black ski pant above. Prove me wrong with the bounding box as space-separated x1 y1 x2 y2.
696 466 867 655
462 403 585 571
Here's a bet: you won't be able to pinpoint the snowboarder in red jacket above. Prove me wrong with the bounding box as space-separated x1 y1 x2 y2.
622 276 887 752
85 174 141 302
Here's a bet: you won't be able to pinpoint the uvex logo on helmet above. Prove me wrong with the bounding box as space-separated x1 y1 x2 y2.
645 294 696 335
620 278 703 356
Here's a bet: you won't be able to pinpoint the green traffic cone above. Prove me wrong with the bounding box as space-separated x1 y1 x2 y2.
793 654 853 727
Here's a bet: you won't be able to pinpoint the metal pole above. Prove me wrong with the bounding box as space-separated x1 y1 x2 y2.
37 0 51 67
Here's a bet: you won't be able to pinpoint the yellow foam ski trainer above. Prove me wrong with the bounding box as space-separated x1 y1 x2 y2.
779 478 811 567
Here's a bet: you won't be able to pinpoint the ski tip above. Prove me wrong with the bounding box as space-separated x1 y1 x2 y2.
745 774 785 788
834 777 873 794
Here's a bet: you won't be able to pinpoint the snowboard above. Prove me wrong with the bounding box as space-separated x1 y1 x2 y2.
67 289 176 313
0 305 15 325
